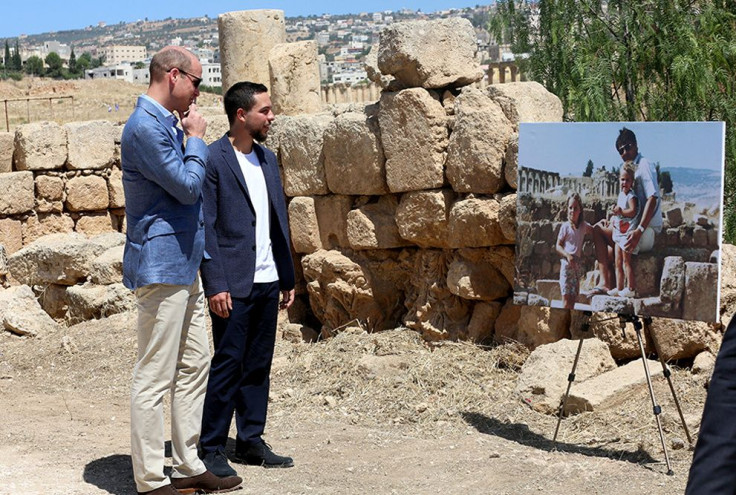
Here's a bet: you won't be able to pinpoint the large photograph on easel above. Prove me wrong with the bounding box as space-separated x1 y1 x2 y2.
514 122 725 323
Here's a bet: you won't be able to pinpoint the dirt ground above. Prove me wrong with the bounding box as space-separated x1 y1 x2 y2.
0 311 708 495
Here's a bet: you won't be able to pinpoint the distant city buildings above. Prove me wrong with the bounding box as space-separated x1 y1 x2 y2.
104 45 146 65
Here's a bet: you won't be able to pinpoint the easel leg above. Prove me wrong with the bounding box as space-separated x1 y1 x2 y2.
633 317 674 475
552 311 591 448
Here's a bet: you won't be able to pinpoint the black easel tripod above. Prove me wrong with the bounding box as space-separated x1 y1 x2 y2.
551 311 692 475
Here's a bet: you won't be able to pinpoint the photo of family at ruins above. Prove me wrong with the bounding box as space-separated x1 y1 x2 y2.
514 122 724 323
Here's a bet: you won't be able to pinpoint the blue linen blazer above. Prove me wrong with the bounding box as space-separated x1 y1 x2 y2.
200 134 295 298
121 96 209 290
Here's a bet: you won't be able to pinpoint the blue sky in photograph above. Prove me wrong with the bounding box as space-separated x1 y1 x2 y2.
519 121 725 177
0 0 483 38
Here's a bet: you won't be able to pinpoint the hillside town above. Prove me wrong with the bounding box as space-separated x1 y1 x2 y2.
1 5 498 89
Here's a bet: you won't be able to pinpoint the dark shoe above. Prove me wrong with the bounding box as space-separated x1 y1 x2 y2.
202 450 238 478
171 470 242 494
138 485 182 495
234 439 294 468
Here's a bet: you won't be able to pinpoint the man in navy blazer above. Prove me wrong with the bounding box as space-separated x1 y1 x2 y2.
199 82 296 477
122 46 241 495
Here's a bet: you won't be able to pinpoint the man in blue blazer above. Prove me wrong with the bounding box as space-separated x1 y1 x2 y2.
199 81 296 477
122 46 241 495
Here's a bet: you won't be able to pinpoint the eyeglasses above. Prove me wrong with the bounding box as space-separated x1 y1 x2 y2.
617 143 633 155
168 67 202 89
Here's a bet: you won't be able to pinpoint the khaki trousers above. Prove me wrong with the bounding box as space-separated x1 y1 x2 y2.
131 276 210 493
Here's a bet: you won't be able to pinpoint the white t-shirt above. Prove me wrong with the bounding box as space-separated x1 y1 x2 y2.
235 149 278 283
633 154 662 232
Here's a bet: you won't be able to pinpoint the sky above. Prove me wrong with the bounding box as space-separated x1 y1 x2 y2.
0 0 485 39
519 121 726 176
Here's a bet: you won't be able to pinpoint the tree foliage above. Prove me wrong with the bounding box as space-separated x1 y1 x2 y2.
583 159 594 177
24 55 44 76
490 0 736 241
44 52 64 78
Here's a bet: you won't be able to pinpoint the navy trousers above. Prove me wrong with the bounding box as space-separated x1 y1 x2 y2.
686 315 736 494
200 282 279 453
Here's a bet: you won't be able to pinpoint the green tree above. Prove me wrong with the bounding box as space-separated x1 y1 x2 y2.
77 52 91 72
68 47 77 76
11 40 22 71
44 52 64 78
3 41 10 70
24 55 44 76
490 0 736 242
583 159 594 178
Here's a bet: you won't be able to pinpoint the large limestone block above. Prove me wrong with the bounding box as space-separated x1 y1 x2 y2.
682 262 719 322
324 111 387 195
66 283 136 325
0 131 13 173
494 298 522 344
446 87 513 194
467 301 503 343
0 219 22 254
570 311 650 360
447 255 510 301
38 284 69 320
516 305 571 350
403 250 471 341
505 133 519 189
487 82 564 126
7 232 106 286
288 196 321 254
90 245 124 285
659 256 685 306
396 189 454 248
65 175 109 212
563 359 663 415
108 167 125 208
499 193 517 242
0 285 61 336
516 337 616 415
648 318 720 360
22 213 75 245
35 174 65 213
13 121 67 171
347 196 409 250
448 197 507 248
377 17 483 89
218 9 286 92
76 212 115 236
720 243 736 326
65 120 116 170
0 171 34 215
0 244 6 276
279 114 332 196
314 195 351 250
269 41 323 116
378 89 447 193
88 231 126 251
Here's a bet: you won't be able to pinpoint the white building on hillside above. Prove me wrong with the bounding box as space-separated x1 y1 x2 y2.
104 45 147 65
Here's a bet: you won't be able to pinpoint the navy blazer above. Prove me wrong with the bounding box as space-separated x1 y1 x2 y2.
121 96 209 290
200 134 295 298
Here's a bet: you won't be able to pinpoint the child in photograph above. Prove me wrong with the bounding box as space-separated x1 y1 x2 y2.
609 161 640 297
556 192 593 309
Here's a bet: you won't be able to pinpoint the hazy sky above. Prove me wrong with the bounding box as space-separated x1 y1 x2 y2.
0 0 483 38
519 121 725 176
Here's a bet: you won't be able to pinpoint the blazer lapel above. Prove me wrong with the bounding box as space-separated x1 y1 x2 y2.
220 136 254 212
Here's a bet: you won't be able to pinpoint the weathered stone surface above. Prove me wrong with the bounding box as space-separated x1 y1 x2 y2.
89 245 124 285
516 305 570 350
65 175 109 211
269 41 323 116
65 120 116 170
516 337 616 415
403 250 471 340
494 298 522 344
505 133 518 190
536 279 561 302
66 283 136 325
76 212 115 236
7 232 106 286
347 196 410 250
314 195 351 250
288 196 321 254
0 171 34 215
499 193 517 242
23 213 75 245
395 189 454 248
89 231 125 251
0 285 60 336
448 197 507 248
720 243 736 326
218 9 286 92
379 89 447 193
467 301 503 343
364 45 394 89
682 262 719 322
446 87 513 194
0 131 13 173
487 82 564 126
281 322 319 343
648 318 720 361
35 174 65 213
38 283 69 320
377 17 483 89
202 114 230 146
570 311 649 360
279 114 332 196
323 111 387 195
13 121 67 171
108 167 125 208
589 294 636 315
563 359 663 415
0 244 6 276
659 256 685 305
447 255 510 301
0 218 22 254
693 350 716 375
666 207 684 228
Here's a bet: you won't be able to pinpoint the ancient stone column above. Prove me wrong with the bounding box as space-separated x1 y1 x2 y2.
218 9 286 94
269 40 322 115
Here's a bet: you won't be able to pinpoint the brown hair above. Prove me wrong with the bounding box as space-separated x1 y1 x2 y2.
567 191 584 227
149 46 193 82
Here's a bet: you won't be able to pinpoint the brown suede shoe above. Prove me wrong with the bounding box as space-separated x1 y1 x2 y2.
138 485 182 495
170 470 242 494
